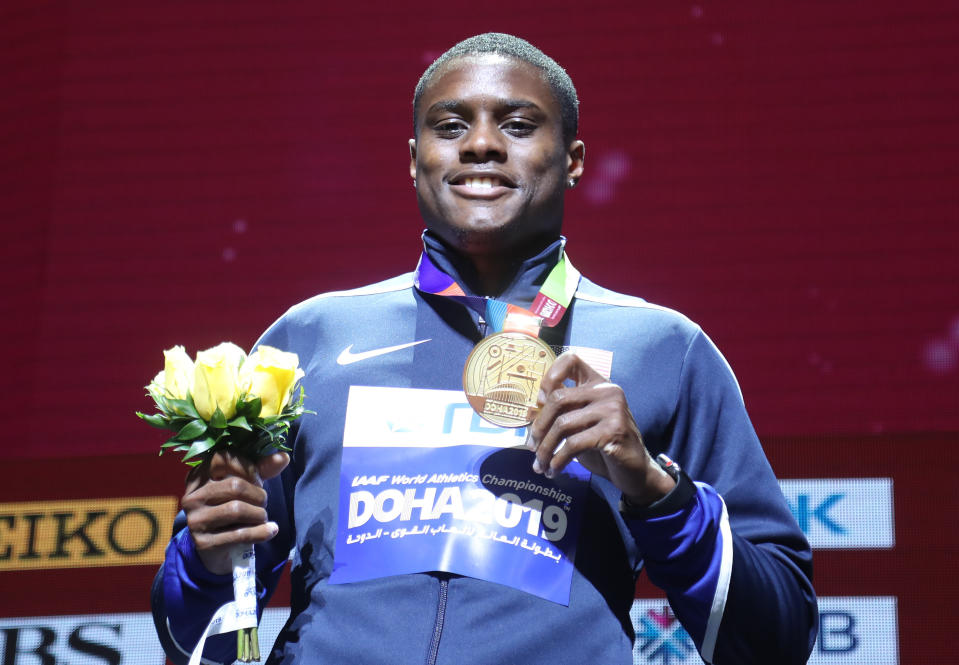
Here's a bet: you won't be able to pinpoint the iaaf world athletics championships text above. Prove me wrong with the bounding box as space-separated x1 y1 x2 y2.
351 472 573 506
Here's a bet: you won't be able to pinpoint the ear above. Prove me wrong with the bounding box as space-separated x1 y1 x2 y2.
409 139 418 182
566 140 585 186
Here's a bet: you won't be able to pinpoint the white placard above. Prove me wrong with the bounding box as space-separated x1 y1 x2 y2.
0 613 164 665
342 385 530 448
629 596 898 665
779 478 895 549
0 598 898 665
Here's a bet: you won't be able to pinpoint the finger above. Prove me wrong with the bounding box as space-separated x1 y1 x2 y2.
529 381 624 451
532 382 640 478
185 450 264 495
536 403 623 478
185 475 268 508
191 521 281 552
538 351 605 398
546 408 630 475
532 388 601 460
186 499 269 536
257 451 290 481
191 519 281 574
528 383 592 452
207 450 259 482
533 409 602 478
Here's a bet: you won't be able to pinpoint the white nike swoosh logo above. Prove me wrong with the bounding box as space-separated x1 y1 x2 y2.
336 339 431 365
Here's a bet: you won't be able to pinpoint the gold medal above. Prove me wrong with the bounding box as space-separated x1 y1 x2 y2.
463 332 556 427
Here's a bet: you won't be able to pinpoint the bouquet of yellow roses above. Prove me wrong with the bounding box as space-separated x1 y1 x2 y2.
138 342 308 662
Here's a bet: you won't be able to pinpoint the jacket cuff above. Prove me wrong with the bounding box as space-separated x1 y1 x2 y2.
623 481 726 567
172 528 233 586
619 467 697 519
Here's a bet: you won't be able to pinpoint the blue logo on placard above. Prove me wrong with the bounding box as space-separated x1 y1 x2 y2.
787 493 846 534
634 607 697 664
442 403 527 438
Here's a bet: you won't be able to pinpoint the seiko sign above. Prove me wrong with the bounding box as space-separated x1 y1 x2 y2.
778 479 894 549
0 497 177 571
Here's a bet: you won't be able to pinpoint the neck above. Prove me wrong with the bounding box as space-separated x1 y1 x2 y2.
463 233 561 296
468 254 519 297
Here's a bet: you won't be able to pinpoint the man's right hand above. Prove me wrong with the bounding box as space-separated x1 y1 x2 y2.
180 450 290 575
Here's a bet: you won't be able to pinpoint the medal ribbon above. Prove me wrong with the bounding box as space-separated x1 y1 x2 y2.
413 248 581 336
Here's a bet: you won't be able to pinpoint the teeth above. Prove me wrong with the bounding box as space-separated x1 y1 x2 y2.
463 177 500 189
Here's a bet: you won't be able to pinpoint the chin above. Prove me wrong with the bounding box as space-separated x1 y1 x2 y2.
442 226 503 255
455 225 557 259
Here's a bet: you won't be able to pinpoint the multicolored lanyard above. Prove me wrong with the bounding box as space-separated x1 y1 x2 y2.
413 249 581 337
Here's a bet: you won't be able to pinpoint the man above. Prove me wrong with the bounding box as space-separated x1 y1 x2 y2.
153 33 817 664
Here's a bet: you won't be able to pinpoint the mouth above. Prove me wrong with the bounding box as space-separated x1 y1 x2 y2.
448 173 517 198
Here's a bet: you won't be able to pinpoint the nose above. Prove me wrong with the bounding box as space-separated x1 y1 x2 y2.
460 116 506 163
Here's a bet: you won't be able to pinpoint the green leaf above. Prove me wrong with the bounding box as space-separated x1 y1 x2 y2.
154 394 174 415
228 415 252 431
182 437 217 462
210 407 228 430
291 387 306 408
168 398 200 419
145 388 165 408
136 412 169 429
175 419 209 441
168 416 195 431
162 436 191 451
239 396 262 419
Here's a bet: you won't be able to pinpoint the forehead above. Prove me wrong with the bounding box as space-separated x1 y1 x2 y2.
418 54 561 119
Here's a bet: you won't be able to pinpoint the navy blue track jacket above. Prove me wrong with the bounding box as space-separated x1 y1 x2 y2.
152 234 817 664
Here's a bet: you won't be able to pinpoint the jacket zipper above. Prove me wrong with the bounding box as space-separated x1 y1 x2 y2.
425 574 450 665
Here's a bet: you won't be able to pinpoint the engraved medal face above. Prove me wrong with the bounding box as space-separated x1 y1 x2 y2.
463 332 556 427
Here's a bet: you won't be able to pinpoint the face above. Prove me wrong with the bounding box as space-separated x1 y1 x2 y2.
410 54 584 260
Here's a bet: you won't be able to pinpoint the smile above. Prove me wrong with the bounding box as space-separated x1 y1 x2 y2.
448 173 517 198
462 177 501 189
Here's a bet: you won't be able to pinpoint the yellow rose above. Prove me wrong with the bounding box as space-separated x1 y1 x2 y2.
192 342 246 421
162 345 194 400
239 346 304 417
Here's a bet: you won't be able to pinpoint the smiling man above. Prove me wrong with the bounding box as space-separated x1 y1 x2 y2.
410 49 583 294
152 34 817 665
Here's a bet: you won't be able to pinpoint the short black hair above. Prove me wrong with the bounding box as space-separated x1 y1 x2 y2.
413 33 579 144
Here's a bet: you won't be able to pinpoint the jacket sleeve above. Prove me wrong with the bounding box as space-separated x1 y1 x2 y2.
624 329 818 665
150 322 299 664
151 472 293 665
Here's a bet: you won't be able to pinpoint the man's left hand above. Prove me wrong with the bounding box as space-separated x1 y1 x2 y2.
527 352 676 508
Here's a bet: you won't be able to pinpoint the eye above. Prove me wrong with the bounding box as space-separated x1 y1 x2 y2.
433 119 467 138
501 119 536 137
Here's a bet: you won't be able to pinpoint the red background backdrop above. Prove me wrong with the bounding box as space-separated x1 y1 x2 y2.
2 1 957 662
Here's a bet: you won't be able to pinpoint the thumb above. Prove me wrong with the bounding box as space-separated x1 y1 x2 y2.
257 451 291 481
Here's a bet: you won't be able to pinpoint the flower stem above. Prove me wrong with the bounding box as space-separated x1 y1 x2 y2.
237 627 260 662
230 544 260 661
238 628 247 661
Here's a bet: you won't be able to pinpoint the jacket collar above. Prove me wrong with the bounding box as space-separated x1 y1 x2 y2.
420 231 567 310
